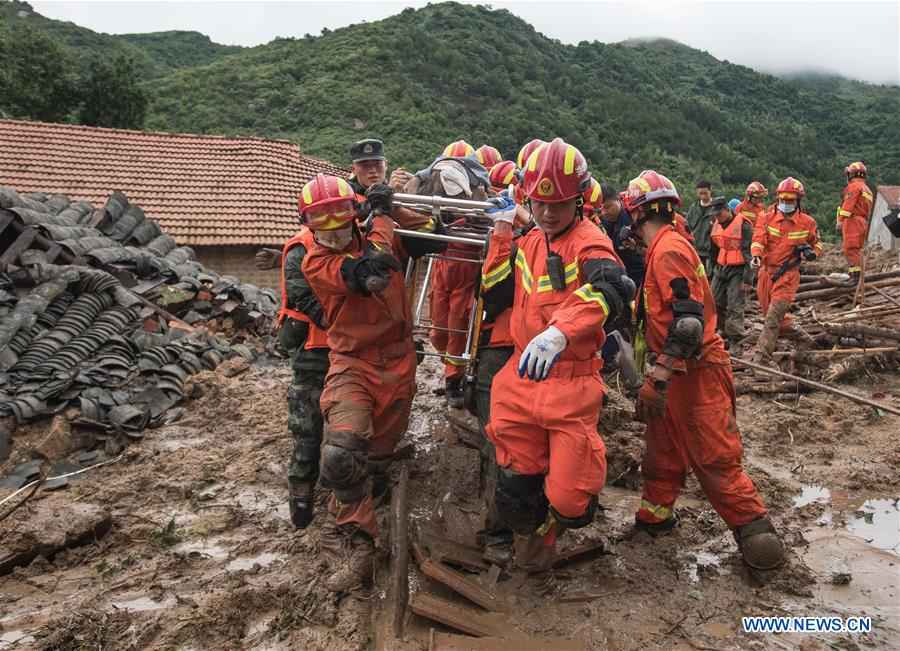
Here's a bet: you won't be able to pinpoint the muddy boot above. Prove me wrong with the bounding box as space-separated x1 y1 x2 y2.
753 300 789 365
288 481 315 530
847 271 860 286
445 376 465 410
513 532 557 573
477 527 514 566
320 521 375 593
734 517 784 570
633 512 679 537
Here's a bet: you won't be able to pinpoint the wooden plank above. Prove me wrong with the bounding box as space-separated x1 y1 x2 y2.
409 592 508 637
0 226 36 267
413 542 507 612
552 539 609 569
419 528 490 573
432 632 586 651
390 466 410 638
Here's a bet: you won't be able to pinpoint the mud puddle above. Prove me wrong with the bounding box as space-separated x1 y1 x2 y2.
794 485 900 555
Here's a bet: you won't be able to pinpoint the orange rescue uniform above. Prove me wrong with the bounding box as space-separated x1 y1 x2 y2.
303 216 418 537
637 224 767 528
279 228 329 350
751 207 822 320
481 219 620 519
734 199 766 227
429 220 482 380
837 177 873 273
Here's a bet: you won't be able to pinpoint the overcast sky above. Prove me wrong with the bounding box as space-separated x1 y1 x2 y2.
30 0 900 85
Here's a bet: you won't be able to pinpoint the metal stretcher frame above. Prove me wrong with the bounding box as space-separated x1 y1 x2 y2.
393 192 495 370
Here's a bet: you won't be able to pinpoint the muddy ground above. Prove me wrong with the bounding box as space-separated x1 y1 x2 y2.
1 343 899 650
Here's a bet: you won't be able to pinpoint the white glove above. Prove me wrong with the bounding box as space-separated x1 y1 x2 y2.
751 256 761 268
518 325 567 381
487 191 516 224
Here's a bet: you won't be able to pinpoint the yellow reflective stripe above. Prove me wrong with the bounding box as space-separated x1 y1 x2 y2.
418 217 437 233
515 248 533 292
814 242 823 252
302 184 313 205
750 243 765 252
563 145 576 175
848 265 861 273
766 225 782 237
695 263 706 278
573 283 609 315
536 258 579 291
862 192 873 202
838 209 853 217
527 143 547 172
787 230 809 240
639 499 672 521
444 356 468 367
482 259 511 290
502 167 516 185
336 178 351 197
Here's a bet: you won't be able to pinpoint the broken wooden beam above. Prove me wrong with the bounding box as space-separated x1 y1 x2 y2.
795 277 900 302
410 592 509 637
390 466 410 638
419 528 490 573
413 542 508 612
821 323 900 343
773 347 897 358
735 381 811 395
731 357 900 416
551 539 610 569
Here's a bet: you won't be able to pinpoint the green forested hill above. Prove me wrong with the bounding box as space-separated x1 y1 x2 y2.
2 0 898 236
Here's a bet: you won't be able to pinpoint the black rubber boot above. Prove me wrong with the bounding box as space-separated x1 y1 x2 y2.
288 482 315 530
445 376 465 409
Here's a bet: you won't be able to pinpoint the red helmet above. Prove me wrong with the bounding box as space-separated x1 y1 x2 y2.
625 170 681 211
443 140 475 158
582 177 603 208
489 160 519 190
745 181 768 198
845 161 867 177
776 176 805 199
516 138 546 169
521 138 591 203
298 174 358 231
475 145 502 170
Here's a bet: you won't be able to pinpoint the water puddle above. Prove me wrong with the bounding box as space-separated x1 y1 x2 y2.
680 550 724 584
226 552 285 572
111 594 177 612
794 485 899 556
174 539 230 560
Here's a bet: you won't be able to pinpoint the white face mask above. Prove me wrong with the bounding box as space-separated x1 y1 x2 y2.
314 226 353 251
778 201 796 214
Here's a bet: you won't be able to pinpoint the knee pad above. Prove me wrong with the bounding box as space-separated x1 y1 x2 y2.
319 429 369 503
549 494 598 531
495 468 548 534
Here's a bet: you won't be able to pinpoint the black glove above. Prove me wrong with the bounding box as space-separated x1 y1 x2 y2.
366 183 394 216
341 248 402 295
798 244 817 261
583 258 636 326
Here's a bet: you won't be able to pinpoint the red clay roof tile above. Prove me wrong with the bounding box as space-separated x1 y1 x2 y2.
0 119 348 246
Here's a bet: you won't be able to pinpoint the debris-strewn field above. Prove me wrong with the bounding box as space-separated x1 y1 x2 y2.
2 246 899 651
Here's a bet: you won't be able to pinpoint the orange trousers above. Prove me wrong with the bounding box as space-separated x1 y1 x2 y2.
756 265 799 327
841 216 866 272
430 259 478 380
637 361 767 528
319 347 416 537
486 355 607 519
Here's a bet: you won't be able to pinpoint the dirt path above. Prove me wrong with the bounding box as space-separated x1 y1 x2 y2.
1 354 898 650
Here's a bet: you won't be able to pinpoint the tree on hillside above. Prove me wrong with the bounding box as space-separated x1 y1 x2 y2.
79 55 148 129
0 25 78 122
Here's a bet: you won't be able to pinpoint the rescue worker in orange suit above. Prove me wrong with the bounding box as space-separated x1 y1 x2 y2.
735 181 769 227
427 140 487 407
582 178 604 226
627 170 784 571
488 160 531 227
279 226 331 529
480 138 636 570
709 196 753 350
475 144 503 171
751 177 822 363
837 161 873 283
301 174 445 592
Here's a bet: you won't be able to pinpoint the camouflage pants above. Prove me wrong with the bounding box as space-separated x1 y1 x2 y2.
712 266 746 341
287 346 330 486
